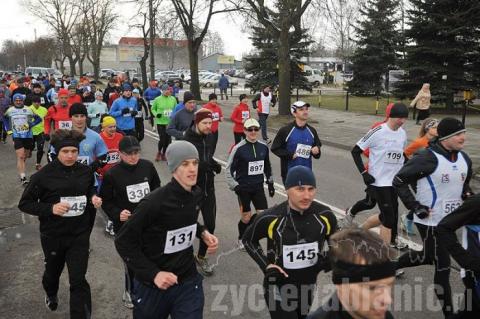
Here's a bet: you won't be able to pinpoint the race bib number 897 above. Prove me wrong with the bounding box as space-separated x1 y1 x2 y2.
248 160 264 175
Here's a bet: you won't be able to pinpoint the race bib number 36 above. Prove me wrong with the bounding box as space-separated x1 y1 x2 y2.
164 224 197 254
59 120 72 130
283 242 318 269
126 182 150 203
384 150 403 164
61 196 87 217
248 160 264 175
295 144 312 159
443 199 462 214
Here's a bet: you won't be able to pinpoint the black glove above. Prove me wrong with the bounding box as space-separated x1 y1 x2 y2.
211 161 221 174
462 191 474 200
264 266 286 285
95 113 100 118
121 108 130 115
361 171 375 185
267 182 275 197
131 110 138 117
233 185 242 195
156 113 162 119
44 134 50 142
413 203 430 219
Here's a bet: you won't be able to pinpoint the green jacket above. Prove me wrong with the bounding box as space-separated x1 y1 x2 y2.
151 95 177 125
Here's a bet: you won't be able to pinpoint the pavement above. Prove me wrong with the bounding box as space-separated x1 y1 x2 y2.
201 90 480 188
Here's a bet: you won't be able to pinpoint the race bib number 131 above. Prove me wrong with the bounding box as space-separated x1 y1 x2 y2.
164 224 197 254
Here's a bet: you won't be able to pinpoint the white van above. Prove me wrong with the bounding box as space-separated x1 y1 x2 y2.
303 65 324 87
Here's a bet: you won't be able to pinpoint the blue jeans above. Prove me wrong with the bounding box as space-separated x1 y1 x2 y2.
258 113 269 140
133 273 204 319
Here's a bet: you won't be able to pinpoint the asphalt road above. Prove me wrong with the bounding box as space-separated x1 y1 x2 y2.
0 118 468 318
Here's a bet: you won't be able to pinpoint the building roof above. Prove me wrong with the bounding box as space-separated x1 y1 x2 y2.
119 37 188 48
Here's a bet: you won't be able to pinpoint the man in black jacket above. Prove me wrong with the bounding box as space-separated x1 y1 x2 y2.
184 108 221 276
100 135 161 308
436 194 480 318
307 228 396 319
18 129 102 319
115 140 218 319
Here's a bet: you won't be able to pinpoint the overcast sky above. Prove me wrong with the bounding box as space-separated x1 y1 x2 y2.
0 0 253 59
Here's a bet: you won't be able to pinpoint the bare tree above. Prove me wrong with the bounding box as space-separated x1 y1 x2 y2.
203 30 225 56
170 0 238 99
245 0 313 115
24 0 81 76
80 0 118 81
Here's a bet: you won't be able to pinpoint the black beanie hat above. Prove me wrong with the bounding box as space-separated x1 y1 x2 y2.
183 91 195 104
239 94 247 101
389 103 409 118
69 103 88 117
437 117 466 141
208 93 217 101
285 166 316 189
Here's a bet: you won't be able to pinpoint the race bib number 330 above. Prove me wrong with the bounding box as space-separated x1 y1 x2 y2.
283 242 318 269
164 224 197 254
126 182 150 203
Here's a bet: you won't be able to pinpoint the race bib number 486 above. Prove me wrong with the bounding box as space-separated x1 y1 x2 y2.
295 144 312 159
164 224 197 254
282 242 318 269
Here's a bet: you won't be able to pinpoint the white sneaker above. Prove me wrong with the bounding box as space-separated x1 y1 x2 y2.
237 239 245 252
122 290 134 309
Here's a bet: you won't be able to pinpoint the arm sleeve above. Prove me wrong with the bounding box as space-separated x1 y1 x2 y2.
166 114 184 139
115 200 162 283
251 93 260 108
436 195 480 271
461 151 474 196
150 98 159 117
225 145 240 190
99 173 123 225
264 146 273 183
351 145 367 174
271 94 277 106
18 176 54 218
242 212 275 272
230 107 243 125
410 92 420 107
109 101 122 117
87 105 96 118
310 126 322 159
44 107 53 134
404 140 422 158
271 127 294 159
392 150 437 210
150 165 161 190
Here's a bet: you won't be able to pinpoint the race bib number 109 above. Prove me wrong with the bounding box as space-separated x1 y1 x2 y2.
164 224 197 254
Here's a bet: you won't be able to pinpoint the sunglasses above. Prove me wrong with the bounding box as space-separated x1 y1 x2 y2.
246 127 260 132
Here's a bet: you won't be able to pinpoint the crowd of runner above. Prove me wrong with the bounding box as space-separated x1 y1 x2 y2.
0 70 477 319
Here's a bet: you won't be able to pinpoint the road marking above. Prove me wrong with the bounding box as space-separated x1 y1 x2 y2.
144 128 422 251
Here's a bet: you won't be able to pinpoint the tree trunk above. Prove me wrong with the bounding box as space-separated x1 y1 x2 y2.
140 58 148 91
67 56 76 76
93 57 100 82
188 40 201 99
78 58 84 76
277 27 291 115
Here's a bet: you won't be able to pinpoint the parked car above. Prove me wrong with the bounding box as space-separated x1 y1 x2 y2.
100 68 116 79
200 74 238 88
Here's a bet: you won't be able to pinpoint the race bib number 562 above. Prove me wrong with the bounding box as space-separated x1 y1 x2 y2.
164 224 197 254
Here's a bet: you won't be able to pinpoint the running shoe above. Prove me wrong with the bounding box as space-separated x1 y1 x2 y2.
45 295 58 311
237 239 245 252
390 240 409 251
122 291 134 309
20 177 29 186
35 163 42 171
105 220 115 236
401 214 415 236
195 255 214 276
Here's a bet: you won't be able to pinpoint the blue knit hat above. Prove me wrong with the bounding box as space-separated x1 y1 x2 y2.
285 166 316 189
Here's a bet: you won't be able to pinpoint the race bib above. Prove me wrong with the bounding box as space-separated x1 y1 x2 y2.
126 181 150 203
164 224 197 254
384 150 403 164
135 110 143 118
106 151 120 164
443 199 462 214
163 110 172 117
283 242 319 269
248 160 264 175
59 120 72 130
295 144 312 159
212 112 220 121
123 109 132 117
40 97 45 104
61 196 87 217
241 111 249 119
12 116 29 133
77 156 89 165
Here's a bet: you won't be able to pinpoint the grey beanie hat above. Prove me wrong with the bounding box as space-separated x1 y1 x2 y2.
165 141 199 172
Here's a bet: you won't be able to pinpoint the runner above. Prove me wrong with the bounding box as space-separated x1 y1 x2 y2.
436 194 480 318
18 128 102 318
44 88 72 135
307 228 396 319
226 118 274 250
4 93 41 184
29 95 48 170
115 141 219 318
350 102 408 249
271 101 322 185
243 166 337 318
132 88 145 142
184 109 222 276
0 87 9 143
230 94 251 144
67 84 82 105
109 83 138 136
143 80 161 129
203 93 224 155
87 91 108 130
393 117 472 317
166 91 197 140
25 82 49 107
151 84 177 161
100 135 161 308
252 85 276 143
97 116 124 236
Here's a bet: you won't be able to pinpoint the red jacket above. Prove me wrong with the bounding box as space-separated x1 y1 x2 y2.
68 94 82 105
98 131 124 177
230 103 250 133
203 102 223 133
44 104 72 134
